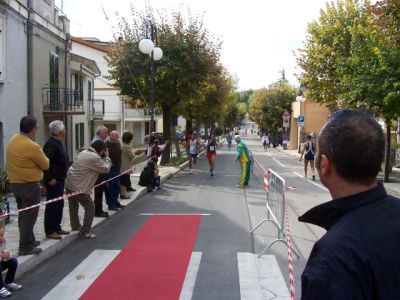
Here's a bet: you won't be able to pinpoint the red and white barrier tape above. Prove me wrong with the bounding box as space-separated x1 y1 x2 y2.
1 154 160 218
285 202 295 300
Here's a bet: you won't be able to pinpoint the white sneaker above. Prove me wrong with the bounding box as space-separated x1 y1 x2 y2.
0 287 11 298
189 169 193 174
80 232 96 239
5 283 21 291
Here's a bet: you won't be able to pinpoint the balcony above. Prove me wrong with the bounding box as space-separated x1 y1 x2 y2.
88 99 105 118
42 88 85 116
124 104 162 120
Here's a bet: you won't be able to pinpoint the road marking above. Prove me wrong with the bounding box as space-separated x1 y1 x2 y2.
264 152 286 167
42 250 120 300
139 213 211 216
179 252 202 300
293 172 329 192
237 253 290 300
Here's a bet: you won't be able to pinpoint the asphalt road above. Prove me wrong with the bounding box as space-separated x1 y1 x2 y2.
11 139 331 300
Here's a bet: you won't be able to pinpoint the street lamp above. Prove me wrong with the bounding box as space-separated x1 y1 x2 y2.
139 24 163 133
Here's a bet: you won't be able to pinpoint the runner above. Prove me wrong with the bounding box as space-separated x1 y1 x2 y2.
226 131 233 148
261 132 269 151
187 132 201 174
204 133 219 176
299 134 316 180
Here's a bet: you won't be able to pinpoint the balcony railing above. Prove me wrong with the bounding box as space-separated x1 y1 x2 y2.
42 88 85 115
88 99 105 117
124 104 162 119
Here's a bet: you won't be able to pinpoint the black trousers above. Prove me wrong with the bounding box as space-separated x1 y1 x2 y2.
0 258 18 288
12 182 40 252
94 174 106 214
44 180 65 235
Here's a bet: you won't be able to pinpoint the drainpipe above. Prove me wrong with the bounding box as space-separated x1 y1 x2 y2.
64 33 71 161
27 0 33 115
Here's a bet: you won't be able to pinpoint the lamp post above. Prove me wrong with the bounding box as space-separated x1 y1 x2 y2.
139 22 163 133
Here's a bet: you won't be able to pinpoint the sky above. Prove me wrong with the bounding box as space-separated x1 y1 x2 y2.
57 0 330 91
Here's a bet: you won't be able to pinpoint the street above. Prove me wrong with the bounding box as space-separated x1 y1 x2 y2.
12 139 330 300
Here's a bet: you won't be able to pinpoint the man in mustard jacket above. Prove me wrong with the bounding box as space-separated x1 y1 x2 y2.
6 116 49 256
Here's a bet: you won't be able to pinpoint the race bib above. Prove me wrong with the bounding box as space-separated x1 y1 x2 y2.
190 145 196 151
209 145 215 152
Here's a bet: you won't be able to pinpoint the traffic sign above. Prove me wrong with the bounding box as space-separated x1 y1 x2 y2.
283 118 290 128
298 115 305 126
282 111 290 118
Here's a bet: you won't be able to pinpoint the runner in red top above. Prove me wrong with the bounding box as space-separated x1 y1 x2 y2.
204 133 219 176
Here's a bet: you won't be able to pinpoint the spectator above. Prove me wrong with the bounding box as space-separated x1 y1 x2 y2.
138 160 160 192
6 116 49 255
43 120 69 240
234 135 251 188
92 126 109 218
151 139 169 164
0 227 22 298
105 131 124 211
65 140 111 239
299 109 400 299
120 131 146 198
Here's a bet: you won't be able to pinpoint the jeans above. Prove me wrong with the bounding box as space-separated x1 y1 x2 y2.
0 258 18 288
104 169 121 209
12 183 41 252
44 180 65 235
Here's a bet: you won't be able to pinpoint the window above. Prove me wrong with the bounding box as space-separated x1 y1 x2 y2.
75 123 85 151
88 79 92 101
0 15 5 82
74 74 83 102
104 123 116 132
49 52 59 109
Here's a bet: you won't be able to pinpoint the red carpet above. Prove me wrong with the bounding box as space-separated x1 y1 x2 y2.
80 215 201 300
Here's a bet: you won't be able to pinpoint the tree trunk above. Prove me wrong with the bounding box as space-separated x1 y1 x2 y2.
172 124 181 158
186 119 193 132
160 104 172 165
384 121 391 182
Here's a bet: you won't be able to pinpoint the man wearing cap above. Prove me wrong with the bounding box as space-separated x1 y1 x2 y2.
299 110 400 299
65 140 111 239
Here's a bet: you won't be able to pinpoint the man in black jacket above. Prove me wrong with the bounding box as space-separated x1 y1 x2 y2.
139 160 160 192
43 120 69 239
299 109 400 299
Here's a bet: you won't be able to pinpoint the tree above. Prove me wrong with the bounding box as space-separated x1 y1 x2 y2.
249 80 296 137
297 0 400 181
107 6 222 164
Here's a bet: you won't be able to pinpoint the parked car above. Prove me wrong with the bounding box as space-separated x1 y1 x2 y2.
144 132 165 144
176 131 184 142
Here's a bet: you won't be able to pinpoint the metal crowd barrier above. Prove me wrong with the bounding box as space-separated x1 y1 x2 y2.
251 168 300 258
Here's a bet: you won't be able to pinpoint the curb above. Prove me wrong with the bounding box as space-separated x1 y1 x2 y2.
15 158 190 279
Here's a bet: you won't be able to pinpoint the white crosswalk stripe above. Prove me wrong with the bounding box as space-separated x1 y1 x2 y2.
42 250 120 300
238 253 290 300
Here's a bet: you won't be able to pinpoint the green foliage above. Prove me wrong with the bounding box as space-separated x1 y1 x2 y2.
297 0 400 120
249 80 296 132
164 156 188 167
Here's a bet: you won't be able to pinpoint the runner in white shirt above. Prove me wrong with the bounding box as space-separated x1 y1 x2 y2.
261 133 269 151
187 132 201 174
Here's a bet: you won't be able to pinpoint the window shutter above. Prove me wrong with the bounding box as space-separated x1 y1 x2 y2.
75 123 79 150
79 123 85 148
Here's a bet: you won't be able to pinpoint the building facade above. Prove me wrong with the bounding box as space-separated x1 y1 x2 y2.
289 96 331 151
0 0 74 168
71 37 163 146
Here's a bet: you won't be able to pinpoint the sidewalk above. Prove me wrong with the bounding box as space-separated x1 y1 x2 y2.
3 159 190 279
276 146 400 197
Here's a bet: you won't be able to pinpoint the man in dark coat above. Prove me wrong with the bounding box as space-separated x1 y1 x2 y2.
43 120 69 240
138 160 160 192
299 109 400 299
